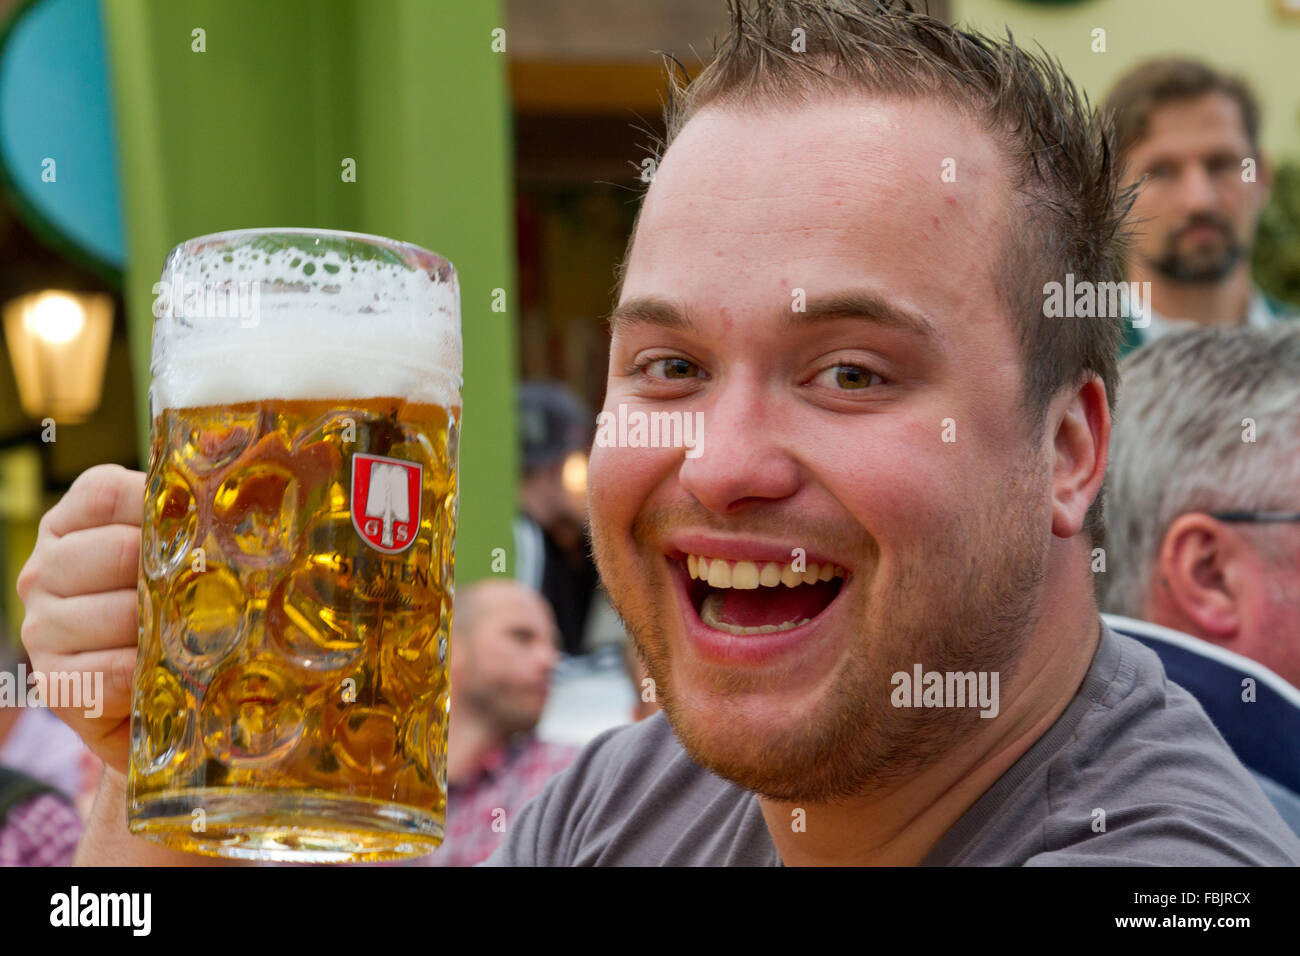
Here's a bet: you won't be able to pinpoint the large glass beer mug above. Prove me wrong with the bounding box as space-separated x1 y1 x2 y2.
129 228 460 861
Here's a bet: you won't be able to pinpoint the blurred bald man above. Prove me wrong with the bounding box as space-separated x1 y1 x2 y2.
428 580 578 867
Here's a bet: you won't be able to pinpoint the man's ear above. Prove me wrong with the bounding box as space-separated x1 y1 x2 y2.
1154 513 1241 640
1050 375 1109 539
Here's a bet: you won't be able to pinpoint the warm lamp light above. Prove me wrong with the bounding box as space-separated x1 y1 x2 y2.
561 449 588 498
561 448 589 519
3 291 113 423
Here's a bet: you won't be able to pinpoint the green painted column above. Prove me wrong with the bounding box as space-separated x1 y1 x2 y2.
100 0 516 583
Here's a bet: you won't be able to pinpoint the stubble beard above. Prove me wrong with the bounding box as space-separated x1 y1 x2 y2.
1148 220 1244 284
462 683 542 739
592 458 1051 804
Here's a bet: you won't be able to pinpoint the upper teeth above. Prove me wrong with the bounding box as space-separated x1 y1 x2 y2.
685 554 845 589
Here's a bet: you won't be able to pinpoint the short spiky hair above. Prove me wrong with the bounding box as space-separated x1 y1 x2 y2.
616 0 1135 546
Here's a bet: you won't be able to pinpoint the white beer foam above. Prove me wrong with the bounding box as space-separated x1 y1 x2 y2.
150 229 462 413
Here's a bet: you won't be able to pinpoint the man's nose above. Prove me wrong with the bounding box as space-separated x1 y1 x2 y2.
1173 162 1219 215
537 636 559 674
677 380 801 513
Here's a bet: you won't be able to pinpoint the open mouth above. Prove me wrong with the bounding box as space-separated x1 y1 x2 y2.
675 553 846 636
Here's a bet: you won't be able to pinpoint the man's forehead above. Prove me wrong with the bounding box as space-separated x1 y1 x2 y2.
620 95 1010 320
496 592 552 624
1134 92 1251 152
474 584 551 625
651 95 1004 201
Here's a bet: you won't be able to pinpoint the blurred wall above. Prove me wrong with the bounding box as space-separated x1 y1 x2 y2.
954 0 1300 161
507 0 728 62
505 0 726 413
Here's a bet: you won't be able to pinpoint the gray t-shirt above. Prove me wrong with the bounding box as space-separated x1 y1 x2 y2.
483 624 1300 865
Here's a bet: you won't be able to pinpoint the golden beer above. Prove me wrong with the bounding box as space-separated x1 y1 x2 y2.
129 230 461 861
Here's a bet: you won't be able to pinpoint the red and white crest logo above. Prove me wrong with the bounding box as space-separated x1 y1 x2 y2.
351 453 422 553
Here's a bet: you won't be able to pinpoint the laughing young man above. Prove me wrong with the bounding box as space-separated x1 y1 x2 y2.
483 2 1300 866
17 1 1300 866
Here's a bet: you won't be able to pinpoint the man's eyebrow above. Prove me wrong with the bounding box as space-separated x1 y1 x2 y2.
606 298 694 335
606 292 939 341
791 292 939 340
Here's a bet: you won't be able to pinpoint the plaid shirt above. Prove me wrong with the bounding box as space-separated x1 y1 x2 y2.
0 793 81 867
427 733 579 867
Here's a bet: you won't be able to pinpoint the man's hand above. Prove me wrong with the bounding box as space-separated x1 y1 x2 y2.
17 464 241 866
17 463 145 774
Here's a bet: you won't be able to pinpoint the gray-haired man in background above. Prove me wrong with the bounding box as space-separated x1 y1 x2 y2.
1101 325 1300 830
1101 326 1300 685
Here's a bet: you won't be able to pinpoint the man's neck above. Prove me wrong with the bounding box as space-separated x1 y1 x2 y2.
445 709 509 786
758 557 1101 866
1132 259 1253 327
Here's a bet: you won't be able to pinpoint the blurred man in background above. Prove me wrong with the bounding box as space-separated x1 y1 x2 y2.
1101 325 1300 830
515 381 600 656
431 579 577 866
1105 58 1297 353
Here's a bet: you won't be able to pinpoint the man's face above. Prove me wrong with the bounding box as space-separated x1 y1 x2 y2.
453 587 559 734
589 96 1058 802
1123 92 1265 283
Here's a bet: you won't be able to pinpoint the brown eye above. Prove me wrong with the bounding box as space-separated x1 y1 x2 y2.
649 358 699 380
819 365 881 390
837 366 869 389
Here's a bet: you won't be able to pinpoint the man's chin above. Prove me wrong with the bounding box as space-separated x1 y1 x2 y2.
1150 247 1242 284
492 709 543 739
662 696 824 800
653 668 887 802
